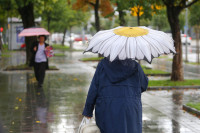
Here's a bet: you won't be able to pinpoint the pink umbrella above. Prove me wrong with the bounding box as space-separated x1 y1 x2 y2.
18 28 50 37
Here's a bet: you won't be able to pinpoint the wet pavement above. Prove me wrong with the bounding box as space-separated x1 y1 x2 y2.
0 51 200 133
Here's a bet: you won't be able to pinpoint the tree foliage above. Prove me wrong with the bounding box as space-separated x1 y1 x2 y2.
189 2 200 63
73 0 113 31
73 0 113 17
129 0 162 26
189 2 200 26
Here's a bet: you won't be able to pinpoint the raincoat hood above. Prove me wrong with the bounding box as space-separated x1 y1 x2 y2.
101 58 138 83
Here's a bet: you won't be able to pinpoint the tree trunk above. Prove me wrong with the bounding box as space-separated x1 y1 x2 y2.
137 7 140 26
137 14 140 26
119 10 126 26
117 2 126 26
166 6 184 81
94 0 100 32
195 27 200 64
62 28 67 46
47 14 51 32
69 27 73 51
18 2 36 65
94 0 101 57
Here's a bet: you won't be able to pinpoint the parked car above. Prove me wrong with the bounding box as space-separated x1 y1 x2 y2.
181 34 192 45
166 33 192 45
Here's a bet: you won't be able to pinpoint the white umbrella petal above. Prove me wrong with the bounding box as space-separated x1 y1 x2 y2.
142 35 163 55
99 35 120 54
149 45 159 58
135 36 152 62
119 38 128 60
110 36 127 61
135 43 144 60
148 34 171 54
149 31 174 50
118 45 127 60
144 34 168 54
128 37 137 59
84 26 176 63
104 45 112 57
125 38 131 58
86 32 115 51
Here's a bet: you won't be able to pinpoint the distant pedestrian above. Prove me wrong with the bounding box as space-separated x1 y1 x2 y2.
30 35 49 88
82 58 148 133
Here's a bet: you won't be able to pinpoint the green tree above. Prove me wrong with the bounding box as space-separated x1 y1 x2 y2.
130 0 160 26
111 0 130 26
38 0 90 47
14 0 37 65
73 0 113 32
35 0 65 32
189 2 200 63
151 8 170 31
161 0 199 81
50 5 90 47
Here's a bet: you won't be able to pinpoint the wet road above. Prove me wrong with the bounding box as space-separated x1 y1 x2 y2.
0 51 200 133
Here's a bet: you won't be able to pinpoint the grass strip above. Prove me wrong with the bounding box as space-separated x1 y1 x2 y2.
54 53 65 57
186 103 200 111
80 57 104 61
149 79 200 86
52 44 70 50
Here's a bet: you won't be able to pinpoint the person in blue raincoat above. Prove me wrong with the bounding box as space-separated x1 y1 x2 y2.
82 58 148 133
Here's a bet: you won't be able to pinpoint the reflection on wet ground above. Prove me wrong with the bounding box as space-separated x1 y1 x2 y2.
0 51 200 133
142 90 200 133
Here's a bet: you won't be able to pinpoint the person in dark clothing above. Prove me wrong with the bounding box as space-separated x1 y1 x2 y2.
82 58 148 133
30 35 49 87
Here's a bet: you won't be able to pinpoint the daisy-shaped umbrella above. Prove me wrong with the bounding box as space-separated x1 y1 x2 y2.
84 26 176 63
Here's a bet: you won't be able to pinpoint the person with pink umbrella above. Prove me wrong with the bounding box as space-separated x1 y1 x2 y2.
30 35 49 88
19 27 51 88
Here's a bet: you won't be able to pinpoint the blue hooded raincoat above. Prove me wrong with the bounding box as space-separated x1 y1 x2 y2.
82 58 148 133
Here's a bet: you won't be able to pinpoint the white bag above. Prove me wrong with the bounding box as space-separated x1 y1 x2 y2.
77 117 100 133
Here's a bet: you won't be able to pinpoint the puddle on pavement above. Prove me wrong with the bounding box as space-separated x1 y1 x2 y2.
0 72 91 133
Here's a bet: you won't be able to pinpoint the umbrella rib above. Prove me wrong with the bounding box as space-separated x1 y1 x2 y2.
89 33 116 52
107 35 121 55
135 38 138 60
135 38 144 60
98 34 116 53
147 35 169 54
99 35 119 54
141 36 161 56
118 37 129 59
135 38 148 61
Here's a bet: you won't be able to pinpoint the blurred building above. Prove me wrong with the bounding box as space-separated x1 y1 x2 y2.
7 17 41 50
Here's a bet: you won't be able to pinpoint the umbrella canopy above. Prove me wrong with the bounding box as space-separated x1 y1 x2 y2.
18 28 50 37
84 26 176 63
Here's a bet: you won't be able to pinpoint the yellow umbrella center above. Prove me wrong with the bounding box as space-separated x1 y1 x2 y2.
113 27 149 37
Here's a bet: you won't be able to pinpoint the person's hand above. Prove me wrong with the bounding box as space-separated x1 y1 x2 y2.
83 115 92 119
86 116 92 119
33 46 37 51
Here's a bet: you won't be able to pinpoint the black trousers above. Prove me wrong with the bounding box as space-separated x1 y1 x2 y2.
34 62 47 86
